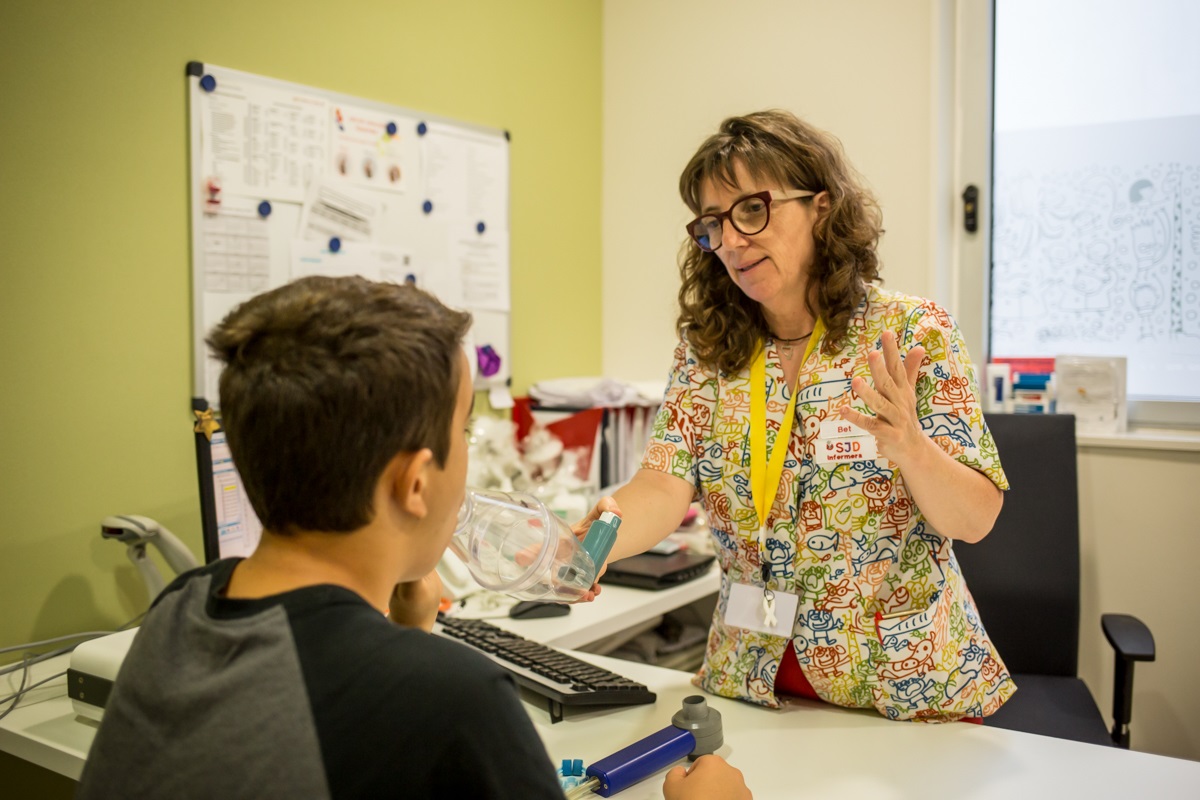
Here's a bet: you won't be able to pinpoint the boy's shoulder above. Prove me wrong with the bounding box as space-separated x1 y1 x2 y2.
312 609 507 693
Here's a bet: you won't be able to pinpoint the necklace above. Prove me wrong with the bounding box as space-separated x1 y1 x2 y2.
769 330 813 358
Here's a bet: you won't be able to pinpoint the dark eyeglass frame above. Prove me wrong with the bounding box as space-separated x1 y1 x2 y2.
685 188 817 252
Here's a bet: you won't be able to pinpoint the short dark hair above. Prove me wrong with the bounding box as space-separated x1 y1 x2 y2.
206 276 472 535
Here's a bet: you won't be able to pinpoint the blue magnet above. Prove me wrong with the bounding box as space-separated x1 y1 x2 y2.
417 122 428 136
422 200 433 214
386 121 397 136
200 74 217 93
329 237 341 253
257 200 272 218
476 221 486 234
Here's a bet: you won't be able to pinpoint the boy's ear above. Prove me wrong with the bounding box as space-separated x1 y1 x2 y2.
389 448 436 519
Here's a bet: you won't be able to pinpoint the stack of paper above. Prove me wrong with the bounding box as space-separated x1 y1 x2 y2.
530 378 661 408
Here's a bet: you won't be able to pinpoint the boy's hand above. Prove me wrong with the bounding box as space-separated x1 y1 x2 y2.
663 755 751 799
388 571 444 632
570 496 622 603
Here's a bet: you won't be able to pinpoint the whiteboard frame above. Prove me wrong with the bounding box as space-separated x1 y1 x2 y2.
186 60 511 405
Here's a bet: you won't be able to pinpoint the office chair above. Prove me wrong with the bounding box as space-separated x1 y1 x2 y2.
954 413 1155 748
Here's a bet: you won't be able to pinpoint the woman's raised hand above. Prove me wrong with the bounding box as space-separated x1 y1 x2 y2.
837 330 933 469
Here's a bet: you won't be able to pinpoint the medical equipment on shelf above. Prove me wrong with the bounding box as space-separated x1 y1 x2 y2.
448 488 619 603
564 695 725 798
101 515 199 601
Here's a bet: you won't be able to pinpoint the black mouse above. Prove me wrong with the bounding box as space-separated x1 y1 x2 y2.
509 601 571 619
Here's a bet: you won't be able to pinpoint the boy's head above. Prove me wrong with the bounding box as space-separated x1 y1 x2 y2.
207 275 472 537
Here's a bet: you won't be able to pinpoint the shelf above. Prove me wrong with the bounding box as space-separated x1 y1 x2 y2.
1076 427 1200 453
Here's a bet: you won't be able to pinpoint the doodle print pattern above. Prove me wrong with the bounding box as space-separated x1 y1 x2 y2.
993 163 1200 350
644 285 1015 722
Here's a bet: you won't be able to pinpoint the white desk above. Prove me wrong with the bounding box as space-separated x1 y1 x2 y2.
482 570 720 650
0 654 94 780
7 645 1200 796
532 653 1200 799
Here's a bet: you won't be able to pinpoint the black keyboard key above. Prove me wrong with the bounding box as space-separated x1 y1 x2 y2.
434 614 656 723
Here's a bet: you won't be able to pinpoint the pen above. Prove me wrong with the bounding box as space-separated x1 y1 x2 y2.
877 609 921 620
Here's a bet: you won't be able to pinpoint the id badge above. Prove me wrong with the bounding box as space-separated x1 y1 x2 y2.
725 582 800 637
816 418 879 466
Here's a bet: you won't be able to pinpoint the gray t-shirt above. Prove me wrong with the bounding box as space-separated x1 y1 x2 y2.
76 558 562 799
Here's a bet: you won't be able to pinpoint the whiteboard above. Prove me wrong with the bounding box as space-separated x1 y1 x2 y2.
187 61 511 407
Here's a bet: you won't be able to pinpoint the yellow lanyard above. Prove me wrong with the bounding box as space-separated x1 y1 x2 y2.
750 319 825 532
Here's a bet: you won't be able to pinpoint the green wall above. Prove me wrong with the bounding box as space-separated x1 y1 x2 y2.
0 0 600 788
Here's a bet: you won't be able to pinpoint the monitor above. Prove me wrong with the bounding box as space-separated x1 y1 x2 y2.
195 427 263 563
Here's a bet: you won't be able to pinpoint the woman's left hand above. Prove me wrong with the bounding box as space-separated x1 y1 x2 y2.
837 330 933 469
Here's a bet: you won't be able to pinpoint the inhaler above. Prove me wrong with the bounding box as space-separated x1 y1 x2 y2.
448 488 620 603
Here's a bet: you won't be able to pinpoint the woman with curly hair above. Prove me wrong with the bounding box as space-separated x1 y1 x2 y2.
579 110 1015 723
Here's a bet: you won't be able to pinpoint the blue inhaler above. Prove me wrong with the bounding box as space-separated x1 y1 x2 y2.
447 488 620 603
564 695 724 798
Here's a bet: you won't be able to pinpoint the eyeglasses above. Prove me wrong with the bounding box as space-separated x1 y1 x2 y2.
685 189 816 252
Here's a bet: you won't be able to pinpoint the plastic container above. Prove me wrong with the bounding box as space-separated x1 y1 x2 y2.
448 488 620 603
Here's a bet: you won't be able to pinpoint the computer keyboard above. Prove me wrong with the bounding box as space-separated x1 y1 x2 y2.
435 614 656 723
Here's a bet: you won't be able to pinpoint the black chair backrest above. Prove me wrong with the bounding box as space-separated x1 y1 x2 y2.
953 413 1080 677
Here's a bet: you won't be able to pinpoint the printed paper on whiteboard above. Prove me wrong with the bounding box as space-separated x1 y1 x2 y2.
328 103 414 194
289 239 414 284
201 202 271 295
451 229 509 312
297 180 386 244
422 124 508 229
199 77 328 203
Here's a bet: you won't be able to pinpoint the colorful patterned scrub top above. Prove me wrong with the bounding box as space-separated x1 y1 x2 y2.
642 284 1015 721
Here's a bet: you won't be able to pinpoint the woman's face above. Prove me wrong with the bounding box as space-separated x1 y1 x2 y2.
698 160 823 316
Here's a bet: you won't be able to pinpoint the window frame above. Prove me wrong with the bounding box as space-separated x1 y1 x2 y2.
954 0 1200 430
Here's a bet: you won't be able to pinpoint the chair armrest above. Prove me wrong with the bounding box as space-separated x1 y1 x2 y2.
1102 613 1155 662
1101 613 1156 748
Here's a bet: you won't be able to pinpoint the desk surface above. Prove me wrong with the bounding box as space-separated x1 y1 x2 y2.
532 653 1200 799
0 654 95 779
6 647 1200 795
478 568 720 650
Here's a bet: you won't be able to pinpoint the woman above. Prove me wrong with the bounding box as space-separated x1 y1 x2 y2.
580 110 1014 722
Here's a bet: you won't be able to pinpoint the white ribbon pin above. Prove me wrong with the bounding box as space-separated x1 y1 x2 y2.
761 588 777 628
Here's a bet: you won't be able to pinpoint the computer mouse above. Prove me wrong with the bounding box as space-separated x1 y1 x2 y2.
509 601 571 619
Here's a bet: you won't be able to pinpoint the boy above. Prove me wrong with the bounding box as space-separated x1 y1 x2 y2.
77 276 747 799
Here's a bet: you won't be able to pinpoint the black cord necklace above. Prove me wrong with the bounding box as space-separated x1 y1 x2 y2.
769 330 813 358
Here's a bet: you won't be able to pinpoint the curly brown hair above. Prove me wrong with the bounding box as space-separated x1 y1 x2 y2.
677 110 883 374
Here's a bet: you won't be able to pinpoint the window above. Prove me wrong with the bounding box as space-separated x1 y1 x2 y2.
985 0 1200 426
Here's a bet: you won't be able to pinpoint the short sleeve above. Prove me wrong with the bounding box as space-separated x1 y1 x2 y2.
640 339 702 495
904 302 1009 491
